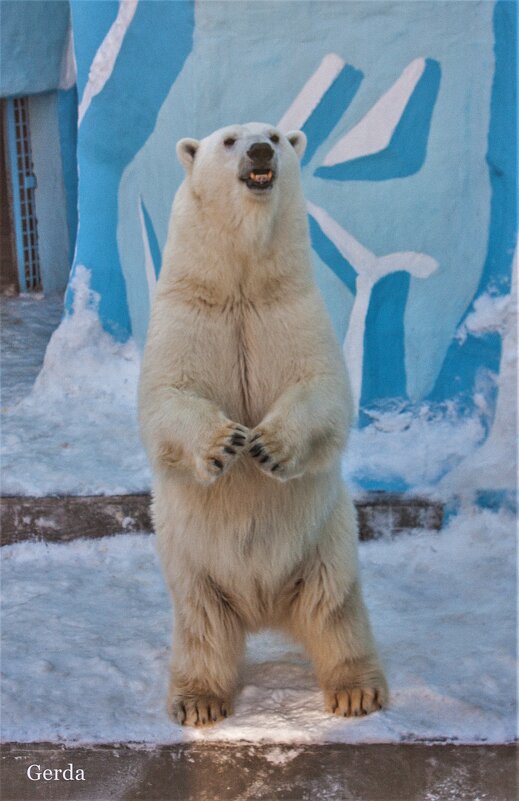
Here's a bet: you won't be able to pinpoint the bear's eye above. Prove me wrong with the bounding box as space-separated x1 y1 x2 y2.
269 133 280 144
224 137 236 148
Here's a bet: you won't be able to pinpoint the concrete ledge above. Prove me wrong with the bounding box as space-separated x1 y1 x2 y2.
0 493 444 546
1 742 515 801
0 493 153 546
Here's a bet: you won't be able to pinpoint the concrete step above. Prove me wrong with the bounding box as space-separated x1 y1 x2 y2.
1 742 515 801
0 492 444 545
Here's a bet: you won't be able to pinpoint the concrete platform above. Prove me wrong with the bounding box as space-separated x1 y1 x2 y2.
1 742 516 801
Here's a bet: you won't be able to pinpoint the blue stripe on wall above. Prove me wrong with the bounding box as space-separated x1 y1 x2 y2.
308 214 357 294
360 271 410 413
301 64 363 167
141 198 162 279
57 87 78 269
314 59 441 182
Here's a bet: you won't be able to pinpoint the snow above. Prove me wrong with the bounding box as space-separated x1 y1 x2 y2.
344 401 487 494
455 291 510 344
2 267 515 500
1 507 515 745
0 292 63 408
440 250 517 500
1 268 150 496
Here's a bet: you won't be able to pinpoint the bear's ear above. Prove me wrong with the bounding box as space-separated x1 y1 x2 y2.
287 130 307 160
176 138 200 171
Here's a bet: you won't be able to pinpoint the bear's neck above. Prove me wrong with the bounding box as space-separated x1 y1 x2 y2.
163 184 314 303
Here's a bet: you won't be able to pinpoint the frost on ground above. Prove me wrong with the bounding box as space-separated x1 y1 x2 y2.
1 267 515 499
1 507 515 745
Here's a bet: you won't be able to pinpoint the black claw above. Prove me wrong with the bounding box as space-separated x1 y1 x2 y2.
250 444 263 457
212 458 223 470
260 454 270 464
223 446 236 455
271 463 280 472
231 433 246 446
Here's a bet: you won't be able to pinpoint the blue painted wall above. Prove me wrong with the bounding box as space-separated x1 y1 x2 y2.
57 86 79 268
0 1 70 97
67 0 194 339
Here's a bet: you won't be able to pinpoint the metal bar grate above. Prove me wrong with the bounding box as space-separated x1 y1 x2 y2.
5 97 41 292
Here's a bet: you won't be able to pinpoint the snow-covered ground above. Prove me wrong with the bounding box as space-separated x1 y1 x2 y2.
1 506 515 745
2 267 515 500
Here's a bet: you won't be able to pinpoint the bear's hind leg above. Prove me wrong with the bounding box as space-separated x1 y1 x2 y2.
284 498 388 717
316 580 388 717
168 575 245 727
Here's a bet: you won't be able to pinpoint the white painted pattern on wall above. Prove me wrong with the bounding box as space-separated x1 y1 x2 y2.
277 53 345 132
307 201 438 411
138 195 157 304
323 58 427 165
78 0 138 126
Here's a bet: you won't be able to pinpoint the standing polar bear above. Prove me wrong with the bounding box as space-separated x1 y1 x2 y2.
139 122 387 727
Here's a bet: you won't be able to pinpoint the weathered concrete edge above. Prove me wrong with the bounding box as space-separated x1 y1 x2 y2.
0 492 444 546
1 742 516 801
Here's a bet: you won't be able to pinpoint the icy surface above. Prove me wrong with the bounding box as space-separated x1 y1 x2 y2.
1 508 515 745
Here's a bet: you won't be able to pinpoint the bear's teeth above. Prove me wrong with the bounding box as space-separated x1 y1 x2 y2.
250 171 273 183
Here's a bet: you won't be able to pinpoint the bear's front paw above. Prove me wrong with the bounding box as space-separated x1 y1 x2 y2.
169 694 232 727
323 683 387 718
194 421 250 484
248 426 304 481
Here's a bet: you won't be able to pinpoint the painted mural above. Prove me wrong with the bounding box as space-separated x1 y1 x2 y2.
68 1 516 442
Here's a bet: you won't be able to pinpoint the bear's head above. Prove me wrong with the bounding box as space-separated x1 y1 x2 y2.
176 123 307 215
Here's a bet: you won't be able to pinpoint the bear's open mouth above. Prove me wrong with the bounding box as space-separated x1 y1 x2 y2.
242 169 275 190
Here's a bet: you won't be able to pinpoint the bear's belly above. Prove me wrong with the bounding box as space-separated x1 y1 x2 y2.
154 459 342 589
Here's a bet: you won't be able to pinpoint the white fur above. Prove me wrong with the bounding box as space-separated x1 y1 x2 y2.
139 122 387 726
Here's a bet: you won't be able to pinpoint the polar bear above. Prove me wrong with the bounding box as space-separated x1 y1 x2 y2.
139 122 388 726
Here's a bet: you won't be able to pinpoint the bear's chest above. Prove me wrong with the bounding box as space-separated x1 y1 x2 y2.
200 300 301 427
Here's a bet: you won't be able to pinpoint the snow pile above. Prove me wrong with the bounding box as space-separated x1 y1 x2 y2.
1 268 151 496
1 507 515 745
439 254 517 500
344 401 486 494
456 291 510 344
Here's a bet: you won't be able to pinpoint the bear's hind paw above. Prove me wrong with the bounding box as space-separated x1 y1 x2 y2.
324 685 387 718
169 694 232 727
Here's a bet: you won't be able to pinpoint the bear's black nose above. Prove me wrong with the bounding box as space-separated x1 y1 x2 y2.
247 142 274 162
